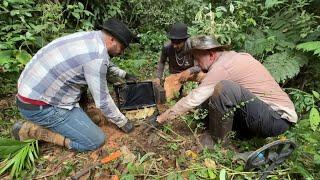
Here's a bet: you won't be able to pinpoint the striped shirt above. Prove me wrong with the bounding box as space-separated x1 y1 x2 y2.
18 31 128 127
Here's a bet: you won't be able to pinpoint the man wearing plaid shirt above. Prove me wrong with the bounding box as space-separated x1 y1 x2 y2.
12 19 138 152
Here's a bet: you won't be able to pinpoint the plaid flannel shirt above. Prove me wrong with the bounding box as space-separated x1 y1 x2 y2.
18 31 128 127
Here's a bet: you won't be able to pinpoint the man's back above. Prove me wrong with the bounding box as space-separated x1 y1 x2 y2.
18 31 108 107
202 51 297 122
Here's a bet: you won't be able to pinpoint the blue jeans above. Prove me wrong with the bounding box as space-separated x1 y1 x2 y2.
18 106 106 152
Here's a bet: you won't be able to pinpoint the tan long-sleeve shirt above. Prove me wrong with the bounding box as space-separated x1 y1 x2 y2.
158 51 298 123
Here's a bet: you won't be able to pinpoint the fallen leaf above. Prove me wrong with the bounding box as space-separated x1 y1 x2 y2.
185 150 198 160
204 158 216 169
120 146 136 163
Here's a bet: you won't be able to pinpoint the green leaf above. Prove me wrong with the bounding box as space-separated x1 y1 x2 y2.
3 1 8 7
120 174 134 180
208 169 216 179
139 152 155 164
0 50 13 65
263 51 308 83
0 138 28 158
167 173 183 180
244 30 276 56
314 154 320 165
265 0 284 9
71 12 80 20
78 2 84 10
229 3 234 14
0 138 38 177
15 50 31 65
293 163 313 179
219 169 227 180
196 169 209 178
0 158 14 175
310 107 320 131
312 91 320 100
10 9 20 16
297 41 320 57
188 173 197 180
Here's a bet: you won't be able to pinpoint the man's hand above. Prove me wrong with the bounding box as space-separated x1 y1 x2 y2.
188 66 201 74
149 112 162 128
154 78 164 86
125 73 138 82
120 120 135 133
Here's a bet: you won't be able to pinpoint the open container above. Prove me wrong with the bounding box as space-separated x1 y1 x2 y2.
114 81 159 120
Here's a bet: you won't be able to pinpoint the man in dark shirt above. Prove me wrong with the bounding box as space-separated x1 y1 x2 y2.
156 22 202 99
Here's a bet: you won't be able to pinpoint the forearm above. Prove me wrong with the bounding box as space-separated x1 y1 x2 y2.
157 47 167 79
156 59 165 79
84 59 127 127
98 94 128 127
157 83 215 123
108 63 126 78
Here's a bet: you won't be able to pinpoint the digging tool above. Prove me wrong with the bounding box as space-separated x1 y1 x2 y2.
71 150 122 180
235 139 296 180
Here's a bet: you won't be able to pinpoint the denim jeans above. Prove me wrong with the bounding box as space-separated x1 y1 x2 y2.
18 105 106 152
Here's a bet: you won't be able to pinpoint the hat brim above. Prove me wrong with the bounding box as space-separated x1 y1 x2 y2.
183 44 231 56
167 34 190 40
99 25 128 47
98 24 139 47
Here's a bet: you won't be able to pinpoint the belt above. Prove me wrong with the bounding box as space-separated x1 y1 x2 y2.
17 94 47 105
16 98 51 111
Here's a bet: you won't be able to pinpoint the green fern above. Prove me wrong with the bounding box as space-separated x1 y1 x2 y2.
244 30 276 57
0 138 39 178
244 36 276 56
263 51 308 83
297 41 320 57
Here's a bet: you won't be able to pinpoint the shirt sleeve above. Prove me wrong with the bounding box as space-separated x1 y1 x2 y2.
83 59 127 127
108 62 127 78
156 47 167 79
157 65 230 123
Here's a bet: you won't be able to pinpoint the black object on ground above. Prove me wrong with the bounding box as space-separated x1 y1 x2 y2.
243 139 296 180
114 81 157 110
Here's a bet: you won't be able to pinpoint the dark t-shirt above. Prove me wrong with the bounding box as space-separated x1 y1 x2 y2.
157 39 194 78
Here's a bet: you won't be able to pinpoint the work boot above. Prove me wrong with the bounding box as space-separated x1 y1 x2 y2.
120 120 134 133
208 106 234 144
12 121 71 149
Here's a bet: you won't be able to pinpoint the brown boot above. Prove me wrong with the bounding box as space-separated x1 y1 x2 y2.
12 121 71 149
208 107 234 144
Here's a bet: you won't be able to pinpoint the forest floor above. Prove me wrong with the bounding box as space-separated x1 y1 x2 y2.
0 91 301 179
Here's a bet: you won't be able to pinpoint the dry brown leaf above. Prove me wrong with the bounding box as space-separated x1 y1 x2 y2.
204 158 217 169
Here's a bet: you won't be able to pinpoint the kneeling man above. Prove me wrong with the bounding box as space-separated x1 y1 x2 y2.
153 36 297 140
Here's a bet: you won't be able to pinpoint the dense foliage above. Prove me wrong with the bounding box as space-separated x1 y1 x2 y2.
0 0 320 179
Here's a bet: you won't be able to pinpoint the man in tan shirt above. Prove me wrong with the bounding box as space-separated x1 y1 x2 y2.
150 35 297 140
